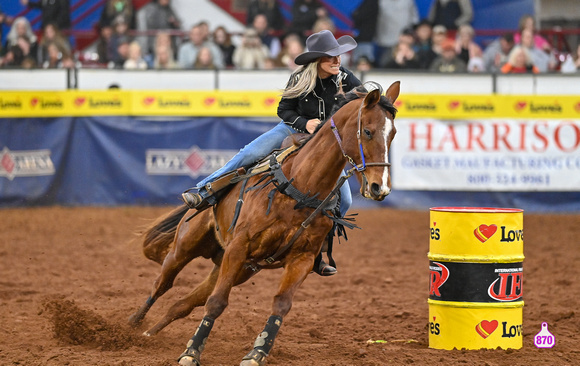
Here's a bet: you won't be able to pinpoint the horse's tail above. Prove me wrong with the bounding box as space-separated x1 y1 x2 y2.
142 204 190 265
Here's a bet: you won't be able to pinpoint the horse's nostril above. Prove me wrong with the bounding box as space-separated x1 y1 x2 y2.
371 183 381 196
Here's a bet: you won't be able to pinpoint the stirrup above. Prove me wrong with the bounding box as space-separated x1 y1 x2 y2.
313 258 337 276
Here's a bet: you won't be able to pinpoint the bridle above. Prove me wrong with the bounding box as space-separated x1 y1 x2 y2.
329 98 393 194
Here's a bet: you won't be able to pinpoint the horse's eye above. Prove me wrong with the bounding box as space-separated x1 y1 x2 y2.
363 128 372 139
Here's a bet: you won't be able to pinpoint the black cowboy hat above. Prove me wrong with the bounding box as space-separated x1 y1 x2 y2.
294 30 357 65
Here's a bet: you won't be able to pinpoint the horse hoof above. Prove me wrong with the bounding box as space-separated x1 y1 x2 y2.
128 313 143 327
240 349 266 366
178 356 200 366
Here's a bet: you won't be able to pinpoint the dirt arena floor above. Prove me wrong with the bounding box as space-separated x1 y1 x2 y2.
1 206 579 365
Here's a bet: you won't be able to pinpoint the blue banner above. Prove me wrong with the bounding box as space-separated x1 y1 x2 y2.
1 116 579 212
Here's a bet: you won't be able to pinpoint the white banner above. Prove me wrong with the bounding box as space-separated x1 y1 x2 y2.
392 119 580 191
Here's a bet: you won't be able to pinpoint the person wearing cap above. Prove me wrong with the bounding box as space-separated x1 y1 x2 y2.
182 30 361 276
429 37 467 72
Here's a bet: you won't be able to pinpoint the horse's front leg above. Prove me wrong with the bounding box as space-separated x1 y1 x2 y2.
241 252 316 366
178 240 255 366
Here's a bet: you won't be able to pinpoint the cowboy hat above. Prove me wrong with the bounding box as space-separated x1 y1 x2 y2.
294 30 357 65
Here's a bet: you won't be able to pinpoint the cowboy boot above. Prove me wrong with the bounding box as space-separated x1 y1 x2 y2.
182 191 204 208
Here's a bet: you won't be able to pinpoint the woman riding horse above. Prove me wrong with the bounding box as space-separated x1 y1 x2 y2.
182 30 361 276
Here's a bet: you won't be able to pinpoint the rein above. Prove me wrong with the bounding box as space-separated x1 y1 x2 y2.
330 100 391 195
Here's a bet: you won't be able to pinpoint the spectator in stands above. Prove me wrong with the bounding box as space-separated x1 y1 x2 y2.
96 25 114 64
197 21 211 43
3 17 38 61
559 44 580 73
519 28 554 72
350 0 378 67
429 38 466 72
312 15 336 34
427 0 473 32
355 55 373 72
232 27 270 70
252 13 281 59
178 24 224 69
213 26 236 68
467 56 485 72
514 14 551 53
124 40 148 69
20 0 70 31
1 46 25 68
482 32 515 73
383 40 420 69
413 19 433 54
37 23 71 67
500 45 539 74
42 41 64 68
137 0 181 56
454 24 481 66
194 46 217 70
109 35 130 69
416 24 447 69
274 33 304 71
154 44 178 69
246 0 284 31
146 31 175 67
375 0 419 68
99 0 134 29
108 15 131 66
288 0 327 42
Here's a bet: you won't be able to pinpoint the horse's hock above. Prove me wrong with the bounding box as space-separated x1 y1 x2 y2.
428 207 524 350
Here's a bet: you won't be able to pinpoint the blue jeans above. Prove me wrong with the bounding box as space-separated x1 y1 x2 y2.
196 121 352 216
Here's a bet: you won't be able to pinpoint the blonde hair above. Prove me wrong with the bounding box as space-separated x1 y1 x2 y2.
281 61 319 99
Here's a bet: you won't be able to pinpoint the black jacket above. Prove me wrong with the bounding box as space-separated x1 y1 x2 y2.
351 0 379 43
277 67 362 133
28 0 71 30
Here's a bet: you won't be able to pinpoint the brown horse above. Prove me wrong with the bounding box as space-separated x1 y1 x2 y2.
129 81 400 365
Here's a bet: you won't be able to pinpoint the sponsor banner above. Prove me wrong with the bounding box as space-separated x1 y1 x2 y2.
0 116 277 206
0 90 279 117
429 261 523 303
395 95 580 119
2 92 580 118
393 118 580 191
0 91 131 117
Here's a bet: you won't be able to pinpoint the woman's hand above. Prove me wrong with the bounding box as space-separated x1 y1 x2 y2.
306 118 321 133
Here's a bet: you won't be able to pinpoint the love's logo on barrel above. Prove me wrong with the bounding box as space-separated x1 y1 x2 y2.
474 224 497 243
476 320 498 339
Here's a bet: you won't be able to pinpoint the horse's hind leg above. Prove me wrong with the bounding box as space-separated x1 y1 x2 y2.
241 252 316 366
144 251 223 336
129 212 219 328
178 239 256 366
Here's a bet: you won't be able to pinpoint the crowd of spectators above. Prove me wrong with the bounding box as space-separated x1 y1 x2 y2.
1 0 579 74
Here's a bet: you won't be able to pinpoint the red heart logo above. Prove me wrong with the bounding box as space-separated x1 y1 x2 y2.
30 98 39 107
475 320 498 339
448 100 460 110
515 101 527 111
143 96 155 106
474 224 497 243
394 100 403 108
204 97 216 106
264 97 276 106
74 97 86 106
574 102 580 113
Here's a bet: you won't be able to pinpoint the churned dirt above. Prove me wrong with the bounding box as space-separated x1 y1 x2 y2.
0 206 578 365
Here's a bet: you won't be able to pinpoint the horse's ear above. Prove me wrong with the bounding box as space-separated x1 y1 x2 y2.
385 81 400 104
363 88 381 108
